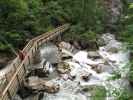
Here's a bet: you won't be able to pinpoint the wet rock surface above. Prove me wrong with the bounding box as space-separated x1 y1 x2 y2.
20 76 60 97
15 33 131 100
32 50 42 64
78 40 98 50
87 51 100 59
81 73 92 82
57 62 71 74
58 41 76 53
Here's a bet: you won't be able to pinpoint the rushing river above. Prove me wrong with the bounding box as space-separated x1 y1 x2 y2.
0 33 130 100
40 33 130 100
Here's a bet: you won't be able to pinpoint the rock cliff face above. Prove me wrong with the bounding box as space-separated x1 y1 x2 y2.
104 0 123 32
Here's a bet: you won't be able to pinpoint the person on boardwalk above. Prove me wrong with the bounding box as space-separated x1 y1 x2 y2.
18 50 26 61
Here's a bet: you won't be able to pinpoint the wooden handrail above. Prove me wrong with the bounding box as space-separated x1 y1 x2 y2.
32 24 69 42
22 24 69 52
1 43 37 98
0 24 70 100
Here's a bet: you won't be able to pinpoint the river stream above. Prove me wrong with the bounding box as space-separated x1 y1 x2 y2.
0 33 130 100
40 33 130 100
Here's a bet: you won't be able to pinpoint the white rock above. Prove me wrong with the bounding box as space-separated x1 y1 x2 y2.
73 51 103 65
88 51 100 59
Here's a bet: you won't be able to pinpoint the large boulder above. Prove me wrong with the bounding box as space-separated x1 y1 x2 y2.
58 41 76 53
44 81 60 93
72 41 81 49
105 40 122 53
98 64 113 73
87 51 100 59
81 72 92 82
78 40 98 50
61 53 72 61
27 76 45 90
57 62 71 74
12 95 22 100
25 76 60 93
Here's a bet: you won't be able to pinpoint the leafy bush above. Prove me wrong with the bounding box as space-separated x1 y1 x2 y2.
0 0 106 52
0 0 50 52
129 61 133 82
119 2 133 84
117 89 133 100
90 86 106 100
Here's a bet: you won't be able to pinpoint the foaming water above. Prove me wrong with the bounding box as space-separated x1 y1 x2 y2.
42 33 130 100
8 34 129 100
40 43 60 64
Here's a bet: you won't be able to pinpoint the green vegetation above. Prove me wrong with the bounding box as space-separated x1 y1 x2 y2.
119 2 133 44
62 0 105 41
116 89 133 100
129 61 133 83
91 86 106 100
119 2 133 86
119 1 133 97
0 0 133 99
108 72 121 80
0 0 52 52
82 85 106 100
0 0 105 53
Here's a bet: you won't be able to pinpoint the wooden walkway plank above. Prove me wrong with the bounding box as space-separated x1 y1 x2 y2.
0 24 70 100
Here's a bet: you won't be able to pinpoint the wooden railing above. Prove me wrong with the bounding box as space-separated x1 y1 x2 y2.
0 24 70 100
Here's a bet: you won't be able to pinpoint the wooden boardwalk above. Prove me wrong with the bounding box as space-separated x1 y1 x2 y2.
0 24 70 100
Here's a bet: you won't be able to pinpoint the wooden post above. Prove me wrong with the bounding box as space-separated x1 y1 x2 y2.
5 74 10 83
28 55 31 65
16 74 21 88
31 49 34 55
13 63 17 70
35 44 38 52
22 64 26 73
7 90 12 100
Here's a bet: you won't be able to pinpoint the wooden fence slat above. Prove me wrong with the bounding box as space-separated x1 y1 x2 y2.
1 24 70 99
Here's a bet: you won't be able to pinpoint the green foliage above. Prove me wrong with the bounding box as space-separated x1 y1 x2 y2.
117 89 133 100
63 24 97 42
0 42 9 51
82 85 106 100
63 0 105 42
0 0 50 52
108 72 121 80
119 24 133 44
129 60 133 81
90 86 106 100
120 2 133 42
0 0 106 52
119 2 133 84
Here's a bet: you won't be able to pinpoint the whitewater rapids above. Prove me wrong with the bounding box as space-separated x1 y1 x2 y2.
42 33 130 100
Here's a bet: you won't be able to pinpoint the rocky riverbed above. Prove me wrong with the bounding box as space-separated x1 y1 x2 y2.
12 33 131 100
